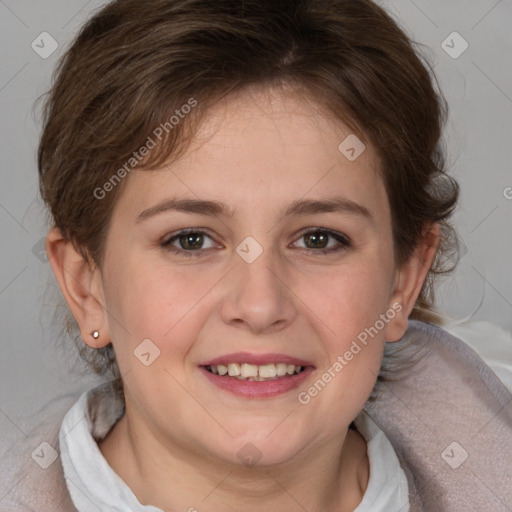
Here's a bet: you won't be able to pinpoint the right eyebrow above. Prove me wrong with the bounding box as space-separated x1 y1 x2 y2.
136 198 235 224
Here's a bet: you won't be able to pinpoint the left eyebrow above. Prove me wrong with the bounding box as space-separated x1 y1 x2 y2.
281 197 374 224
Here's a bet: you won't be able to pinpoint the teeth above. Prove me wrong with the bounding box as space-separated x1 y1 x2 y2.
227 363 241 376
240 363 258 378
276 363 288 376
207 362 304 379
259 364 277 378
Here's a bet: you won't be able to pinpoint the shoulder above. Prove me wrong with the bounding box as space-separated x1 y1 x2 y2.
365 319 512 511
441 318 512 393
0 391 82 511
380 319 512 399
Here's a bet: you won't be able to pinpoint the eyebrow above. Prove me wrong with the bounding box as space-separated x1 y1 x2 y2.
136 196 373 224
282 197 373 223
136 198 235 223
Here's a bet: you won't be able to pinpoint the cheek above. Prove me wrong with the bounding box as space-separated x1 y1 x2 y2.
295 255 394 339
291 252 393 408
294 268 388 432
102 256 219 365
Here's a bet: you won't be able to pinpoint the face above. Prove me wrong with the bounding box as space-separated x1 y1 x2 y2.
97 86 401 466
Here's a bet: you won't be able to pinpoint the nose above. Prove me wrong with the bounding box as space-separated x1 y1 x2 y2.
219 249 298 335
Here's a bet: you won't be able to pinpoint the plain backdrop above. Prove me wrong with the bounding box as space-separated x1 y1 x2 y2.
1 0 511 444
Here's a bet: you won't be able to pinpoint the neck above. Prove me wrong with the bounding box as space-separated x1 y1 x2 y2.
99 410 368 512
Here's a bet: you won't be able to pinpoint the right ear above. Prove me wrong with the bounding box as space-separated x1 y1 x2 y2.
45 227 111 348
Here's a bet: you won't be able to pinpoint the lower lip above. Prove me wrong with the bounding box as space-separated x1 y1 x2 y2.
199 366 314 398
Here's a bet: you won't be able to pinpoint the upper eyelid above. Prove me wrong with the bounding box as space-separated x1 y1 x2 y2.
163 228 216 242
293 226 350 240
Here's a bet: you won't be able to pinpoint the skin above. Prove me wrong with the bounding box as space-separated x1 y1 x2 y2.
46 85 439 512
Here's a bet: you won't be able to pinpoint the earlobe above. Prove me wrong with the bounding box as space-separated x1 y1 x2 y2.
45 227 111 348
385 223 441 342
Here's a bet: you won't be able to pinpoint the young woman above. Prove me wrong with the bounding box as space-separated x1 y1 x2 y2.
4 1 511 511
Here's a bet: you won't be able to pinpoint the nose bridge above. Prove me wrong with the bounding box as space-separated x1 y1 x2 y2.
220 242 297 333
239 248 282 293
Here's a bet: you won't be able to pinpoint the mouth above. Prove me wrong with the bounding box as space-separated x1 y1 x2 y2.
204 362 306 381
199 353 314 398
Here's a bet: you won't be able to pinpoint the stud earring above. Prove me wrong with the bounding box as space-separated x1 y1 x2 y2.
91 330 100 340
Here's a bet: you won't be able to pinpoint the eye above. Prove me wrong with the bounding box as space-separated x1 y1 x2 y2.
292 228 351 254
161 229 218 255
160 227 350 257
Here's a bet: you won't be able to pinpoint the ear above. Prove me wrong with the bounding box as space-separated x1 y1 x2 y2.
45 227 111 348
385 223 440 342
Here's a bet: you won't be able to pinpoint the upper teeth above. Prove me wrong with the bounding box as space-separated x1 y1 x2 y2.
207 363 303 380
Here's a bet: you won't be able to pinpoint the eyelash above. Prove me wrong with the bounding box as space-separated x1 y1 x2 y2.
160 228 351 258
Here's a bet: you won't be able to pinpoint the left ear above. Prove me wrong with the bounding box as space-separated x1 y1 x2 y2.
385 222 440 342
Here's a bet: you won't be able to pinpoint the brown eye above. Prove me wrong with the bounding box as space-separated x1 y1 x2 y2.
178 232 204 250
162 229 218 254
293 229 351 253
303 231 330 249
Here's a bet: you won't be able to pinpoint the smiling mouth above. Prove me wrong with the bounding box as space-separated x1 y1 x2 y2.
204 363 306 381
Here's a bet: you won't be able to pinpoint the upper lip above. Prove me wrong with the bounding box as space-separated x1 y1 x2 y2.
201 352 315 367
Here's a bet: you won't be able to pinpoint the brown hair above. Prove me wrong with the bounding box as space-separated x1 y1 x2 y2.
38 0 459 388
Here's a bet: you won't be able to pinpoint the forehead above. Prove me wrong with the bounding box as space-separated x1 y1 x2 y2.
113 85 389 225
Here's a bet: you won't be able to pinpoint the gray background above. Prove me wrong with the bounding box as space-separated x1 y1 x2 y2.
1 0 511 442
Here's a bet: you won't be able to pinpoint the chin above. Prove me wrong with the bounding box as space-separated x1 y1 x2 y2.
207 429 309 468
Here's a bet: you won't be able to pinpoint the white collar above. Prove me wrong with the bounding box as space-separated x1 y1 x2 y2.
353 410 409 511
59 381 161 511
